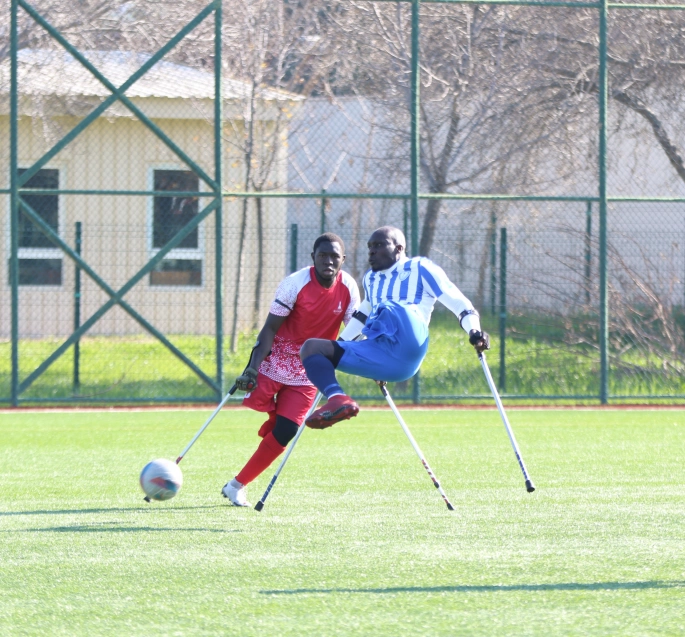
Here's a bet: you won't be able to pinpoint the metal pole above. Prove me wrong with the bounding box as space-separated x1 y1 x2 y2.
598 0 609 404
73 222 82 391
319 189 327 234
410 0 420 258
499 227 507 392
254 392 323 512
10 0 19 407
479 353 535 493
411 0 421 404
290 223 298 273
379 382 454 510
585 201 592 306
214 0 224 398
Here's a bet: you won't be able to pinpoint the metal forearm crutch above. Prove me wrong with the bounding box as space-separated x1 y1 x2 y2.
176 348 263 466
142 384 238 502
478 352 536 493
175 384 238 465
378 382 455 511
254 392 323 511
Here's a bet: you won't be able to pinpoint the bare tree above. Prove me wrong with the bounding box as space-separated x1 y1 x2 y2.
327 4 592 257
222 0 341 350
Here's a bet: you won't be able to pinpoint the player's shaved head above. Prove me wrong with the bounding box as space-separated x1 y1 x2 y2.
367 226 406 271
374 226 406 249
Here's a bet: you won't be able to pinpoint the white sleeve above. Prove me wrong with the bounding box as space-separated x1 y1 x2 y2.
341 272 361 326
339 298 372 341
268 268 310 317
420 259 481 333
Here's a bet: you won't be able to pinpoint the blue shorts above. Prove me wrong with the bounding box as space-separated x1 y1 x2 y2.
336 301 429 383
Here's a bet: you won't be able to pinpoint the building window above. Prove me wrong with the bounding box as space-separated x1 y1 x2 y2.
150 259 202 287
17 258 62 285
14 168 62 286
150 169 202 287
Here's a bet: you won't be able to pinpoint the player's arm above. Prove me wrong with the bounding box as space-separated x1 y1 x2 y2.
235 313 287 391
336 274 366 341
251 313 288 369
420 260 490 353
339 298 371 341
236 273 300 391
234 313 272 391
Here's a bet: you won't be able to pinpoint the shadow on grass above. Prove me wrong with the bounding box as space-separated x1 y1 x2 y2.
3 525 241 533
0 505 224 517
261 581 685 595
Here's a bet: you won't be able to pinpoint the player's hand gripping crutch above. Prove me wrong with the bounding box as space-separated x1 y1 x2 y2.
254 392 323 511
478 352 536 493
378 381 455 511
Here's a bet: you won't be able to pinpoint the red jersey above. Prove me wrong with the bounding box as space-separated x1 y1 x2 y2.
259 267 360 386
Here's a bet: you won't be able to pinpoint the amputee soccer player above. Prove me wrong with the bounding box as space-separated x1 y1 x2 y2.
300 225 490 428
222 233 360 506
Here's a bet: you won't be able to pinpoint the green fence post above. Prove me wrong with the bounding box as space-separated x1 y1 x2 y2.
73 222 82 392
490 209 497 316
403 198 409 247
411 0 420 404
17 198 222 395
320 189 327 234
585 201 592 306
499 227 507 392
598 0 609 404
410 0 420 259
10 0 19 407
290 223 299 273
214 0 224 398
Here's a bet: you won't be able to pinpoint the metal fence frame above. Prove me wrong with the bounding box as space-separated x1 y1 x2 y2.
5 0 225 406
4 0 685 405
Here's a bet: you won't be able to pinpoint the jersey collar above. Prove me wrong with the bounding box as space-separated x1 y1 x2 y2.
373 256 409 276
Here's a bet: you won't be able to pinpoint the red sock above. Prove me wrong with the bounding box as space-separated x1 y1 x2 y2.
235 432 285 485
257 411 277 438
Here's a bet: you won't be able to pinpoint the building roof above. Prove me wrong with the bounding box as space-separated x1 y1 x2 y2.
0 49 301 103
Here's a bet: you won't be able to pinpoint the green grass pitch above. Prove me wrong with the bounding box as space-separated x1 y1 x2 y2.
1 408 684 636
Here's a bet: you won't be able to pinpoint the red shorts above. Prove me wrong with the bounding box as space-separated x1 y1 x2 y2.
242 372 318 425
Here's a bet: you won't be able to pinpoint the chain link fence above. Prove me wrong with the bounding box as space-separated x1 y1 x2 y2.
2 0 685 404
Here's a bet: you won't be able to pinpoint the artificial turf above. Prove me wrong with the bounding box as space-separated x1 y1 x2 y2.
0 408 683 636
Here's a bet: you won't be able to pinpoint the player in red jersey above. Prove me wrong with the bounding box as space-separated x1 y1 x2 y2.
222 233 360 506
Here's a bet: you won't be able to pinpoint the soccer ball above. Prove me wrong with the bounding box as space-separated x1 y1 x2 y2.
140 458 183 501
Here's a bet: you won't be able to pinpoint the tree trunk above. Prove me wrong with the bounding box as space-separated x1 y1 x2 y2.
252 195 264 330
229 82 256 352
475 205 498 309
419 197 443 257
229 198 249 352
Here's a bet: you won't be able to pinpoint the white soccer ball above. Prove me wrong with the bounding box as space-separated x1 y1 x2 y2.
140 458 183 501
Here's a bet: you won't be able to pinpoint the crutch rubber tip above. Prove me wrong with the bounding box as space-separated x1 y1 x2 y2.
525 480 536 493
254 501 264 512
143 496 151 503
447 502 455 511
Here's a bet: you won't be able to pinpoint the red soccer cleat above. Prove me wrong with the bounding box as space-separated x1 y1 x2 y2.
306 394 360 429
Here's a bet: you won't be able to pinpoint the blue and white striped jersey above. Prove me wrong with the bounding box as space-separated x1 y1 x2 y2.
362 257 478 329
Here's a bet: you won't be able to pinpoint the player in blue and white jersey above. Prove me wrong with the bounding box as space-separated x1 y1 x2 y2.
300 225 490 428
